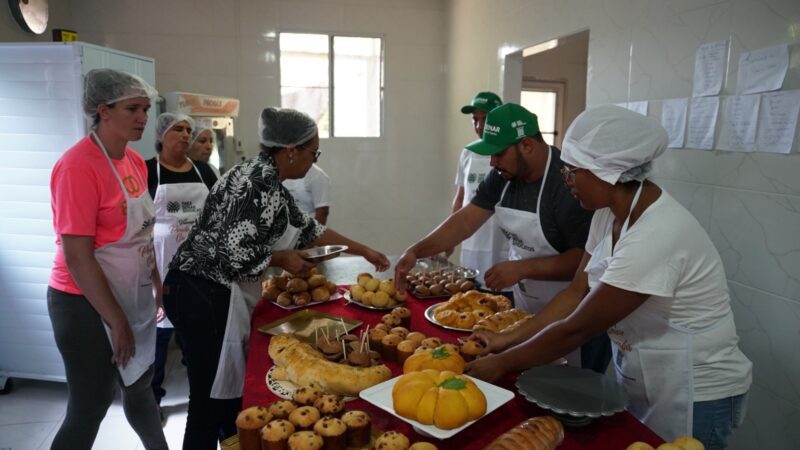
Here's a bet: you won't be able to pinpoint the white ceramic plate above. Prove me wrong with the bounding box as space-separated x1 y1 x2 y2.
343 291 405 311
423 302 472 332
359 374 514 439
302 245 348 263
265 365 357 402
271 289 346 310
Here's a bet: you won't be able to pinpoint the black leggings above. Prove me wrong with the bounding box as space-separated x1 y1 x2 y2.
47 287 167 450
163 270 241 450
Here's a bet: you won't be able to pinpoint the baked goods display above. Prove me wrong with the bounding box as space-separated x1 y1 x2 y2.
263 268 341 308
483 416 564 450
260 419 295 450
392 369 487 430
402 345 466 374
406 269 477 298
624 436 705 450
427 291 512 330
347 272 406 309
340 410 371 447
269 334 392 397
472 309 532 333
236 406 272 450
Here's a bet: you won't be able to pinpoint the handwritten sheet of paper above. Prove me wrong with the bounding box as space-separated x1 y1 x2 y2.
662 98 688 148
719 95 760 152
757 90 800 154
736 44 789 95
627 101 648 116
687 97 720 149
693 40 728 97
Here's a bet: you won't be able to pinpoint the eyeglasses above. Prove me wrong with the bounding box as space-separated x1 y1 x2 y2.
560 165 579 183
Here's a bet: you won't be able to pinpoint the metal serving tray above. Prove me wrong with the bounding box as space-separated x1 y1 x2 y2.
257 309 361 343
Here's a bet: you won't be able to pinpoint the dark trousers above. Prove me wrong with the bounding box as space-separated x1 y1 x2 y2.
47 287 167 450
163 270 241 450
151 327 174 404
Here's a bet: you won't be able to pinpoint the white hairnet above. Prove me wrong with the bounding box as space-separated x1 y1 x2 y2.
258 107 317 147
83 69 158 127
155 112 195 144
191 126 215 146
561 105 668 185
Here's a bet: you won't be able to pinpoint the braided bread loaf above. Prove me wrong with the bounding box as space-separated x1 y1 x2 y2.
483 416 564 450
473 309 531 333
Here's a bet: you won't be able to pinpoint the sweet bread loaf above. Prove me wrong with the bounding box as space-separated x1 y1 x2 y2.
473 309 531 333
483 416 564 450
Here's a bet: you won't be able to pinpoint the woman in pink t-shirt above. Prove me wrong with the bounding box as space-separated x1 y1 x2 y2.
48 69 167 450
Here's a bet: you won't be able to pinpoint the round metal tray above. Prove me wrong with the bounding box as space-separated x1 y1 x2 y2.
302 245 348 263
343 291 405 311
423 302 473 332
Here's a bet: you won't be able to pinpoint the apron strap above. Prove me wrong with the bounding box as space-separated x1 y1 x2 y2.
92 131 134 202
156 154 206 185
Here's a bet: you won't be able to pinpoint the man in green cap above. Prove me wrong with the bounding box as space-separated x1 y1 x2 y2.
396 103 609 373
449 92 509 287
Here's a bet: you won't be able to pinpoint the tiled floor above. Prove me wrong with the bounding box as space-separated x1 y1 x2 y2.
0 341 193 450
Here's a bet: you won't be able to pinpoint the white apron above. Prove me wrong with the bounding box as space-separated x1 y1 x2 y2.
494 147 569 313
210 213 301 399
460 153 509 285
153 157 209 329
584 183 709 440
92 132 157 387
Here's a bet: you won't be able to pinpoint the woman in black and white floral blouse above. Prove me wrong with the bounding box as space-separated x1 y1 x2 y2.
163 107 389 450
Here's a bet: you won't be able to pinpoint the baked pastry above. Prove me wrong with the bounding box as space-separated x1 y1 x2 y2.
313 394 345 417
289 406 321 431
373 430 410 450
276 291 294 307
483 416 564 450
287 278 309 294
419 337 441 350
261 419 296 450
473 309 531 333
381 313 402 328
307 274 327 289
269 399 298 420
287 430 324 450
341 410 371 447
405 331 425 345
408 443 438 450
396 339 418 366
390 306 411 328
293 386 323 406
389 326 409 340
235 406 271 450
380 333 402 362
310 286 331 302
269 334 392 397
313 417 347 450
367 328 388 353
459 339 485 362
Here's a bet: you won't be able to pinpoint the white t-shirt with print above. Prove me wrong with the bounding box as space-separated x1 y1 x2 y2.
586 190 751 401
283 163 331 215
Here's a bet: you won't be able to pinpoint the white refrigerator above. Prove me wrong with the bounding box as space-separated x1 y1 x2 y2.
0 42 157 389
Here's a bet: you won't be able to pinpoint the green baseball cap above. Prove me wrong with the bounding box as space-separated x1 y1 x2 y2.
465 103 540 156
460 91 503 114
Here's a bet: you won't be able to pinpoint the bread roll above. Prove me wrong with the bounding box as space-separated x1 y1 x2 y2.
483 416 564 450
311 286 331 302
307 274 327 289
286 278 309 293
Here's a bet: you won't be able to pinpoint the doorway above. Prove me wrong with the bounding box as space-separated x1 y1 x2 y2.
503 30 589 148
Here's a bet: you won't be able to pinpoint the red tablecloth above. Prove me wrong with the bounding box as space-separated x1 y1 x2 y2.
244 291 664 450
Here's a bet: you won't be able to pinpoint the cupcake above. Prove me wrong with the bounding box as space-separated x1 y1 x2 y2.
313 394 345 418
368 328 388 352
409 443 438 450
380 333 402 362
405 331 426 345
260 419 295 450
289 406 321 431
373 323 391 332
373 431 410 450
389 326 409 340
390 306 411 328
235 406 272 450
293 386 323 406
287 430 324 450
396 339 418 366
380 313 402 328
269 400 298 420
419 337 442 350
341 410 371 448
313 417 347 450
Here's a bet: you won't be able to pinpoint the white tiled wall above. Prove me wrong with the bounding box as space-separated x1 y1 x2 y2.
59 0 450 256
446 0 800 447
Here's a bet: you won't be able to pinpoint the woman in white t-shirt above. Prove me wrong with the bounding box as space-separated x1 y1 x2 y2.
282 163 331 224
464 105 751 449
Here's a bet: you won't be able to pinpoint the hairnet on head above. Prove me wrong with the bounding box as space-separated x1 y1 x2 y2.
191 126 215 146
155 112 195 144
83 69 158 126
561 105 668 185
258 107 317 147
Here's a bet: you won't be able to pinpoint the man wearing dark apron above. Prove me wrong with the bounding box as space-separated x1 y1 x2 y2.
395 103 610 373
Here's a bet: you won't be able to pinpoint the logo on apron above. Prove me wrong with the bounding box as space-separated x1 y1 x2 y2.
167 201 180 213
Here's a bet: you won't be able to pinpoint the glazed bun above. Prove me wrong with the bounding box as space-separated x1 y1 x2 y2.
287 278 309 293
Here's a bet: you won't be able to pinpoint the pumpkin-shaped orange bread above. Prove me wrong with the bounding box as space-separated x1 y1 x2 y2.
392 369 486 430
403 346 466 374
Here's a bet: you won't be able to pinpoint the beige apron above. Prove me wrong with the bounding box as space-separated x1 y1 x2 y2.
92 132 157 387
210 210 301 399
152 157 209 328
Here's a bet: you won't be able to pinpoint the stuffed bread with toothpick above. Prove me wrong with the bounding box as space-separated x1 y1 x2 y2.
269 334 392 396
